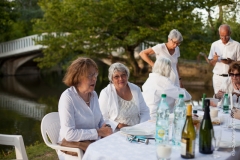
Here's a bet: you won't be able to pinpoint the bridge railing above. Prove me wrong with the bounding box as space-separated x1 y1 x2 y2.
0 33 71 56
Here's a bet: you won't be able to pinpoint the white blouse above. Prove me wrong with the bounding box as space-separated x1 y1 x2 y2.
115 96 140 126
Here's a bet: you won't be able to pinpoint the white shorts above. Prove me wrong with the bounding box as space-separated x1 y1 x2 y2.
213 74 228 94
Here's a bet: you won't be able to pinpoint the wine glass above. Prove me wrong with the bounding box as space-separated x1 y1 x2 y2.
212 126 222 158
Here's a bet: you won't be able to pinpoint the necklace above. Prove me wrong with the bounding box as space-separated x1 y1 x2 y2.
77 89 90 104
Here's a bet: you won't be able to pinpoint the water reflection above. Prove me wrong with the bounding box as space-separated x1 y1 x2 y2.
0 69 214 153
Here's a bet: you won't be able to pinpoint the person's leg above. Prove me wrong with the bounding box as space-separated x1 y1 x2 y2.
213 74 222 94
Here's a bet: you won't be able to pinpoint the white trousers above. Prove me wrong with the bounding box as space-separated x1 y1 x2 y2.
212 74 228 94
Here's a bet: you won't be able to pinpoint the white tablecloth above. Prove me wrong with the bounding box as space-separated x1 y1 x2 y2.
82 111 240 160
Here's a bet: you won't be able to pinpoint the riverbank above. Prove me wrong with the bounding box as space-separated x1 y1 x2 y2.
134 59 213 86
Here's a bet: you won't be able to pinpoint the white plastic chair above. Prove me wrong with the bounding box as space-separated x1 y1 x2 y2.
0 134 28 160
41 112 83 159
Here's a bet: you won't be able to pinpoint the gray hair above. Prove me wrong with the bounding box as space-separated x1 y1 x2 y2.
108 62 130 82
168 29 183 42
218 24 231 33
152 57 172 77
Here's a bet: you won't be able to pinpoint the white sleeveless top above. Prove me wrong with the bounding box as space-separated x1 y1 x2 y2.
115 96 140 126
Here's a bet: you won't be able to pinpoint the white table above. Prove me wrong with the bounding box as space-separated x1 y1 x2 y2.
82 112 240 160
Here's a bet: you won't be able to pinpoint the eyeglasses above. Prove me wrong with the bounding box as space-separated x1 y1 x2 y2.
220 35 230 39
87 72 98 79
171 39 181 46
229 73 240 77
113 73 127 80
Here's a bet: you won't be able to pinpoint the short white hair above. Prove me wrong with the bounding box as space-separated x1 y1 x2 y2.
168 29 183 42
108 62 130 82
152 57 172 77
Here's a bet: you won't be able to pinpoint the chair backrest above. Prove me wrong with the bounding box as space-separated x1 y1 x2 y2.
0 134 28 160
41 112 60 148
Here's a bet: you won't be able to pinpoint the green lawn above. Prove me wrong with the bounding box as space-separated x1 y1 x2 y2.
0 142 58 160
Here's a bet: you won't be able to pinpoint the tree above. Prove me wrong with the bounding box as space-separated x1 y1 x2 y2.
34 0 209 75
0 0 17 42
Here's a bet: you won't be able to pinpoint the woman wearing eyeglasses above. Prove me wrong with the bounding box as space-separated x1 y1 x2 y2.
58 57 112 159
99 62 150 131
139 29 183 87
215 61 240 105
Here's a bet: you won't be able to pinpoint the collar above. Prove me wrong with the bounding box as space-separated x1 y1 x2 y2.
220 38 233 46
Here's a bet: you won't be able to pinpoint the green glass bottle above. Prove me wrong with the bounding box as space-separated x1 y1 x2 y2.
181 105 196 159
202 93 206 110
199 99 213 154
223 94 229 114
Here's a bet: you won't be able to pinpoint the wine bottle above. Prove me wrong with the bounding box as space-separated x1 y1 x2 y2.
181 104 196 159
199 99 214 154
202 93 206 110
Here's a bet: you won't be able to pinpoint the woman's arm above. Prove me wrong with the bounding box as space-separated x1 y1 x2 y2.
99 89 119 131
176 63 183 88
139 48 155 67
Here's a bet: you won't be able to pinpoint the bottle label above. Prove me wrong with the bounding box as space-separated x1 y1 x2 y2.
223 105 229 113
181 139 187 155
181 138 195 156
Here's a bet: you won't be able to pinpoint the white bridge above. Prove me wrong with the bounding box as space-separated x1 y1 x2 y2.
0 93 47 121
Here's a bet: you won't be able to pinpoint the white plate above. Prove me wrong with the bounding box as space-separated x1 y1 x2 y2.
120 126 154 136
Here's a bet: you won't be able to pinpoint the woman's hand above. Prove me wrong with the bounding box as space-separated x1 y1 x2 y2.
215 90 225 99
97 124 112 137
117 123 128 129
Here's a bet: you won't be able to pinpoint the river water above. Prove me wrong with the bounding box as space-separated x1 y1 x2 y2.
0 71 213 152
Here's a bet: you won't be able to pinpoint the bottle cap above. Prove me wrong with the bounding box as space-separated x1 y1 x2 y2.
161 94 166 98
186 105 192 116
224 93 228 97
203 93 206 98
179 94 184 98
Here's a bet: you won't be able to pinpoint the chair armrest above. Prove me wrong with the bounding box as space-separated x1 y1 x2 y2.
47 144 84 158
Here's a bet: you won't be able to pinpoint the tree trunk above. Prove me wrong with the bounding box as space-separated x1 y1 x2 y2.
125 47 140 76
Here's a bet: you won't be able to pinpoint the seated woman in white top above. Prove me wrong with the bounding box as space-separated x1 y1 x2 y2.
99 63 150 131
142 57 192 120
58 57 112 159
215 61 240 107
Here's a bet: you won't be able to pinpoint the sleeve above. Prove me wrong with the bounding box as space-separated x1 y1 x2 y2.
138 89 150 123
208 43 214 59
142 90 161 120
236 43 240 61
99 89 119 131
58 92 98 142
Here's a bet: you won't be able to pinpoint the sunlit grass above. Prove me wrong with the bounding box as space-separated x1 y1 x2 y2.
0 142 58 160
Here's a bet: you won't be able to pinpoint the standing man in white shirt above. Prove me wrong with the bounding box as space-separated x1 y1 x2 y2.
208 24 240 94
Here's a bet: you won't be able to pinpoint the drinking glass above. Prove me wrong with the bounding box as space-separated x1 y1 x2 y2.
212 126 222 158
156 144 172 160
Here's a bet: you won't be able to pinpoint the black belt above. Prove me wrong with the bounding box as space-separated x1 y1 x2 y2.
217 74 228 77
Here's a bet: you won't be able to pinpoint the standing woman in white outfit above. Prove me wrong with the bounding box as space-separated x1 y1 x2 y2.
99 63 150 131
139 29 183 87
58 57 112 160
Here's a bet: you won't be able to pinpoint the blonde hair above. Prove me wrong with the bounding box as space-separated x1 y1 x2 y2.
63 57 98 86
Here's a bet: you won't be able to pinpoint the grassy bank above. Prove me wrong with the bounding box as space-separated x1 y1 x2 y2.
0 142 58 160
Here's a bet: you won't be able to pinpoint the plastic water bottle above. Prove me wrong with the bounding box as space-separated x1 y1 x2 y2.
155 94 170 144
223 93 229 114
172 94 186 146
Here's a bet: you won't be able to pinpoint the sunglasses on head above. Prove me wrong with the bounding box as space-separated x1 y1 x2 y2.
229 73 240 77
